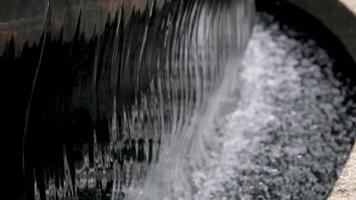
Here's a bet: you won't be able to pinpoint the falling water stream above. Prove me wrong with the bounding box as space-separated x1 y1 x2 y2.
1 0 254 199
1 0 356 200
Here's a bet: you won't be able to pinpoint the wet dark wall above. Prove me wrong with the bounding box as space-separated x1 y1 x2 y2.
0 0 45 22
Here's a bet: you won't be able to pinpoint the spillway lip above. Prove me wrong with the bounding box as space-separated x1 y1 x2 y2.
258 0 356 199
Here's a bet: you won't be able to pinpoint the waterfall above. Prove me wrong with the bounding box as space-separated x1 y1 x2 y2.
0 0 255 199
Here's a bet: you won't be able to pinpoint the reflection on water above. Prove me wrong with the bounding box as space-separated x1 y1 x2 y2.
0 0 254 199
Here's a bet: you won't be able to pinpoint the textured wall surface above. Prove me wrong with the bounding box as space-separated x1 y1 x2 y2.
329 143 356 200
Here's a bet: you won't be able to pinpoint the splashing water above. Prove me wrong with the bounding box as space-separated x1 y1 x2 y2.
188 13 356 200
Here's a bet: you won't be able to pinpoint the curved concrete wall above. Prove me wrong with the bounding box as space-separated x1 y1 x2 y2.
284 1 356 199
329 144 356 200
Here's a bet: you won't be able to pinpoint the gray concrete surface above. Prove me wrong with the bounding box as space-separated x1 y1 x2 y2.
329 142 356 200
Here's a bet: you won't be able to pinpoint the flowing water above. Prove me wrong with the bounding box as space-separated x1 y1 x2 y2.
2 0 356 200
1 0 254 199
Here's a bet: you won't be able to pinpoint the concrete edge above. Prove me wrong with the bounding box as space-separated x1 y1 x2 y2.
285 0 356 63
329 142 356 200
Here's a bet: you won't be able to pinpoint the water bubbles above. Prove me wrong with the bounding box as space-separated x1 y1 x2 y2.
189 14 356 200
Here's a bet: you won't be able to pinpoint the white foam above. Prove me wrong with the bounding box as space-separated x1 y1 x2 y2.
189 18 356 200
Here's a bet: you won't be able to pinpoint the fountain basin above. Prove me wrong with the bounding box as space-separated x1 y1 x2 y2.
1 0 355 199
